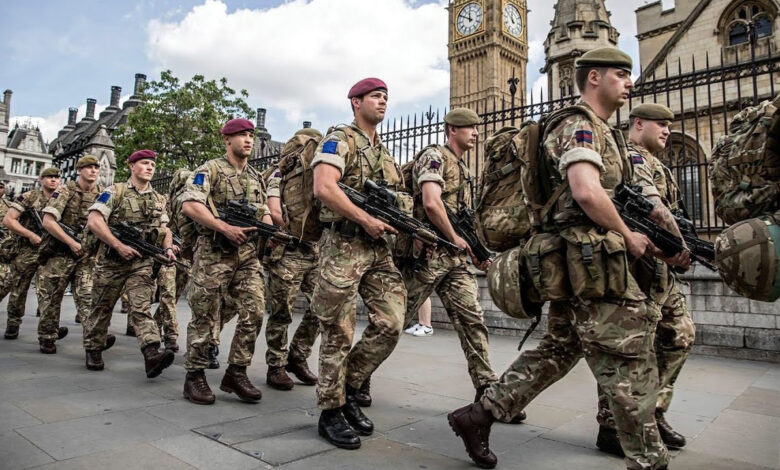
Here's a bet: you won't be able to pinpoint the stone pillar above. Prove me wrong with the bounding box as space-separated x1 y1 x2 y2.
133 74 147 96
67 108 78 126
85 98 97 121
110 86 122 108
2 90 11 125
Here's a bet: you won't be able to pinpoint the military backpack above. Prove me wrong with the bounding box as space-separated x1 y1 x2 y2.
276 132 324 242
168 169 197 250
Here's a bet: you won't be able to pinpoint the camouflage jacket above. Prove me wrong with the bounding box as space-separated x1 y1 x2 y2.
42 180 102 231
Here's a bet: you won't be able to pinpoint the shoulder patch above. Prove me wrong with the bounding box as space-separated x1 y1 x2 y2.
273 171 281 178
429 160 441 170
97 192 111 204
574 130 593 144
51 191 60 199
16 195 24 202
193 173 205 186
322 141 338 154
631 154 645 165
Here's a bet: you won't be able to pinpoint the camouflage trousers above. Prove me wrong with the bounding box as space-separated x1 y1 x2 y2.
403 250 497 389
0 263 11 290
2 245 42 328
184 237 265 371
37 254 94 342
312 229 406 410
482 299 669 470
265 242 321 368
153 261 189 343
83 255 160 351
598 280 695 427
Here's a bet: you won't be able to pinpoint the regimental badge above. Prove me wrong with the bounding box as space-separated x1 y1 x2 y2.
429 161 441 170
322 140 338 154
632 154 645 165
193 173 205 186
97 192 111 204
574 129 593 144
51 191 60 199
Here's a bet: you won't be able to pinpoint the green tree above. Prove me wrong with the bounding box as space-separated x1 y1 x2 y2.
113 70 254 180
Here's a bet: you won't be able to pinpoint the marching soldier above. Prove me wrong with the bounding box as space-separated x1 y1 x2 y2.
181 118 269 405
263 128 322 390
37 155 106 353
83 149 176 378
311 78 406 449
596 103 694 455
0 182 12 291
447 48 672 470
2 168 61 341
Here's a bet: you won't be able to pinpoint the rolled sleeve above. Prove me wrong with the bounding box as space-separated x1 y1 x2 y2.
41 206 62 221
311 136 349 175
414 148 446 189
179 167 211 205
88 187 115 221
559 147 605 174
266 170 281 198
631 154 662 199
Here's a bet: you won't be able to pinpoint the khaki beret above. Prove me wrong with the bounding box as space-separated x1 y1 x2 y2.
40 167 62 178
445 108 480 127
629 103 675 121
76 154 100 169
295 128 323 140
576 47 632 72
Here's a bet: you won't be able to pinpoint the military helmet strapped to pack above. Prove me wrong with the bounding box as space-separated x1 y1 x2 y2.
487 245 544 320
715 213 780 302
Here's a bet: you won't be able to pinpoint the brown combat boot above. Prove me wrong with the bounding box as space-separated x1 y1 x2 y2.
184 370 216 405
39 340 56 354
267 366 294 390
656 410 686 449
142 343 175 378
221 364 262 402
86 350 104 371
447 402 498 469
4 325 19 339
354 375 371 407
475 385 526 424
286 357 317 385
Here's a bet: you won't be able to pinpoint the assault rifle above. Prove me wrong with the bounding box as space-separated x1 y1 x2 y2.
58 222 82 244
611 184 686 258
444 206 492 263
27 208 44 235
216 199 298 247
110 222 191 271
338 180 460 251
671 209 717 271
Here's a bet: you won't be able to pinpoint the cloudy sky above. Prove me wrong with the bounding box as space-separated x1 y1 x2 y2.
1 0 674 144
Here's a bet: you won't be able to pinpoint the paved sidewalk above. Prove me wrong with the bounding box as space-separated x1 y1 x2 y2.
1 291 779 469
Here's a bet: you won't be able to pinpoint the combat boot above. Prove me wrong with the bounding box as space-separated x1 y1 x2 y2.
4 325 19 339
318 407 361 450
103 334 116 351
344 385 374 435
125 324 136 337
184 370 216 405
220 364 262 402
354 375 372 407
57 326 68 340
142 343 175 378
475 385 526 424
596 425 625 457
207 345 220 369
39 340 56 354
75 314 81 324
86 350 104 371
656 410 686 448
447 402 497 469
285 356 317 385
267 366 294 390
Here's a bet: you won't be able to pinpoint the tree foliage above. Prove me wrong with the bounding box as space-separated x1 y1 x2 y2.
113 70 254 180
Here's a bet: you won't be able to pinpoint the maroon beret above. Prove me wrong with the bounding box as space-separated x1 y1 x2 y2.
347 78 388 99
128 149 157 164
221 118 255 135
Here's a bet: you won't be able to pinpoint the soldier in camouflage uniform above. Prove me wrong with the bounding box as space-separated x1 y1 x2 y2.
403 108 502 403
263 129 322 390
2 168 61 340
0 182 12 291
311 78 406 450
83 150 177 378
181 118 269 405
36 156 105 354
448 49 674 470
595 103 695 455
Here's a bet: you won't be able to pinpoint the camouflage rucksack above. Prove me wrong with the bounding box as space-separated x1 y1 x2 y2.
276 132 323 242
394 159 418 261
714 212 780 302
709 94 780 225
168 169 196 250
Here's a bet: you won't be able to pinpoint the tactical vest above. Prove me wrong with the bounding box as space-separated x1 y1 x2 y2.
108 182 166 229
60 181 102 230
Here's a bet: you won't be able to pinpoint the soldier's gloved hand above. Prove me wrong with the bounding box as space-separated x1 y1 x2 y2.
115 243 142 260
624 231 652 259
69 241 83 256
28 233 42 246
362 217 397 239
222 224 256 245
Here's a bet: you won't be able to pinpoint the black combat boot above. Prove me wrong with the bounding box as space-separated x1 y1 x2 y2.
344 384 374 435
285 356 317 385
207 345 220 369
318 407 361 450
354 374 371 407
86 350 104 371
596 425 625 457
142 343 175 378
267 366 294 390
475 384 526 424
220 364 262 402
164 338 179 353
57 326 68 340
447 402 498 469
184 370 216 405
4 325 19 339
656 410 686 448
39 340 56 354
103 334 116 351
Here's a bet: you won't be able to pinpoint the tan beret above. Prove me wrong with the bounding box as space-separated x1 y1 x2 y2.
629 103 675 121
295 128 323 140
40 167 62 178
445 108 480 127
76 154 100 169
576 47 632 72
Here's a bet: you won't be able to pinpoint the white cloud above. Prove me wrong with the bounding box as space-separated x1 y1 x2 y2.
527 74 548 104
146 0 450 130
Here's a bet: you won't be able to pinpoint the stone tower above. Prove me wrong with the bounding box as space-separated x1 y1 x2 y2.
448 0 529 111
543 0 618 101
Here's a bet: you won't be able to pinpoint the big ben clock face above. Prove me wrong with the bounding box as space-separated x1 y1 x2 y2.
457 2 483 36
504 3 523 38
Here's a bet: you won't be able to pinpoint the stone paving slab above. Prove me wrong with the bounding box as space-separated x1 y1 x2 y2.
151 433 262 470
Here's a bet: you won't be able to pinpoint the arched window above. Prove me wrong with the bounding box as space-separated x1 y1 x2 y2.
659 132 708 223
719 1 776 46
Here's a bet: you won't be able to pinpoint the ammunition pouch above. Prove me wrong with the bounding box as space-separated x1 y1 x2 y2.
0 236 20 263
393 192 416 260
561 226 629 300
522 232 571 302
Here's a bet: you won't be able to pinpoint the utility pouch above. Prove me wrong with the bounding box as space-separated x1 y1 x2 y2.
562 227 629 299
522 232 571 302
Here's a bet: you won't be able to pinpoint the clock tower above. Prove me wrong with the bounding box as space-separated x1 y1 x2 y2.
448 0 528 111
